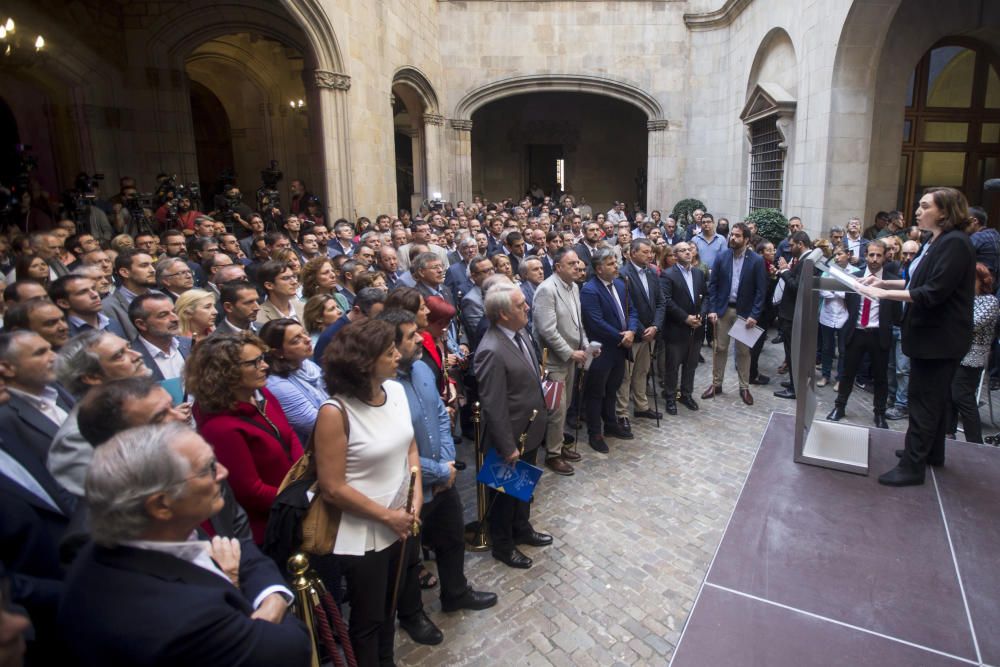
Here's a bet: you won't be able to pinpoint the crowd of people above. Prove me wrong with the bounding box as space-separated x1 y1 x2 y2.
0 174 994 665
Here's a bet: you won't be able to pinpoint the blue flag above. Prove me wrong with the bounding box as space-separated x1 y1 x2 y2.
476 448 543 502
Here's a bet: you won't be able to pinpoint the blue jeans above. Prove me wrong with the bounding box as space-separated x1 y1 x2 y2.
893 325 910 408
820 323 846 380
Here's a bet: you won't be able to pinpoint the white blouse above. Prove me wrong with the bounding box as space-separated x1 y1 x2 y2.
332 380 414 556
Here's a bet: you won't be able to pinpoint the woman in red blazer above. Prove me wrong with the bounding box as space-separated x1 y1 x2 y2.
186 331 304 543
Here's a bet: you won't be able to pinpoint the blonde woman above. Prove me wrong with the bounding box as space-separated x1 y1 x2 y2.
175 288 218 340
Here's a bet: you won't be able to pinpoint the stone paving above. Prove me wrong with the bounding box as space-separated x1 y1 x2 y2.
393 337 995 666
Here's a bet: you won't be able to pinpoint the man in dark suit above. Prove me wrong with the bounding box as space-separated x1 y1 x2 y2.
540 230 564 279
57 423 310 666
101 248 159 341
129 293 193 382
444 237 477 304
702 222 766 406
573 220 603 279
618 239 666 422
660 242 708 414
0 331 74 465
827 239 900 428
473 285 550 570
773 230 813 400
580 248 640 452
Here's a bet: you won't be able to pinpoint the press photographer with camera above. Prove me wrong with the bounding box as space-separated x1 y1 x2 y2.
155 183 205 234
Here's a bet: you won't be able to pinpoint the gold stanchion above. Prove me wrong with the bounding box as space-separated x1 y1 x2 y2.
288 554 322 667
464 401 490 551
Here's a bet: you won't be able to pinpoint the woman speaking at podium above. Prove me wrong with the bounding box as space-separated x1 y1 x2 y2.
856 187 976 487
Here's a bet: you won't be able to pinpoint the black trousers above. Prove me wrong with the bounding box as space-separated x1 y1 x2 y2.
779 317 794 390
489 447 538 551
583 357 626 436
664 327 703 397
835 329 890 415
901 356 960 471
338 538 409 667
419 485 469 601
948 364 984 444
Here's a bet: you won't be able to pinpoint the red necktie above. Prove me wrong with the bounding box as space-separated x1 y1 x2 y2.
860 298 871 327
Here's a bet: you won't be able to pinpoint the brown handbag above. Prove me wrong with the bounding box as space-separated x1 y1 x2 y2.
275 400 348 555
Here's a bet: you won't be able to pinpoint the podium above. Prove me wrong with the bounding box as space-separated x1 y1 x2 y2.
790 257 870 475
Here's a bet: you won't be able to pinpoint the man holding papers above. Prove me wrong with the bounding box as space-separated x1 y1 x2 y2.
702 223 766 406
773 231 814 400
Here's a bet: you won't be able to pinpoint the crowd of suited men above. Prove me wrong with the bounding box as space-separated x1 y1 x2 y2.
1 178 998 666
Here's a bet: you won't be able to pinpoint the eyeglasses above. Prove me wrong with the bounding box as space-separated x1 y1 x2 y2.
188 458 218 481
240 354 267 368
164 269 193 278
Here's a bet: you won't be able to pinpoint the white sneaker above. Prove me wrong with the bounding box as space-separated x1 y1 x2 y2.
816 377 829 387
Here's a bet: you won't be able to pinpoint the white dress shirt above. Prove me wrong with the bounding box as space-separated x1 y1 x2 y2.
138 336 186 380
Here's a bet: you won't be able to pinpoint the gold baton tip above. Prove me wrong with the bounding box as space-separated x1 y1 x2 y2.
410 466 419 474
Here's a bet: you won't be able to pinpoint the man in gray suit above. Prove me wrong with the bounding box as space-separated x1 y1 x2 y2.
532 248 595 476
460 256 494 347
101 249 159 341
474 284 550 570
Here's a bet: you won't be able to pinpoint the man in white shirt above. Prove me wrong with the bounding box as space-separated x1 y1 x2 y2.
129 293 192 382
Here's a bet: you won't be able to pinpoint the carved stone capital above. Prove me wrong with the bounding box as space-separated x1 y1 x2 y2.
647 119 669 132
775 115 793 150
313 70 351 91
450 119 473 132
424 113 445 126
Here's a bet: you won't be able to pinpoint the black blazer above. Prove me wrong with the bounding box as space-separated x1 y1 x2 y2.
620 261 667 331
132 335 193 382
843 269 900 349
58 542 312 667
660 265 708 345
902 229 976 360
0 389 75 465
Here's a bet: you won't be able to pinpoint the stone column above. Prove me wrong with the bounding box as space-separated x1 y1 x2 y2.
449 119 473 204
311 69 354 221
646 119 671 212
406 127 425 215
423 113 445 203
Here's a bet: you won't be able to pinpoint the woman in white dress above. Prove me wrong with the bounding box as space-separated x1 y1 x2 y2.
314 318 421 667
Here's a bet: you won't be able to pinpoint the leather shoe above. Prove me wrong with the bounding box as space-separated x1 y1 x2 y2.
634 409 663 420
441 587 498 612
515 531 553 547
885 406 908 420
740 388 754 405
780 380 793 389
894 449 943 467
545 457 574 476
399 611 444 645
561 447 582 462
750 374 771 385
618 416 632 432
773 388 795 400
562 433 576 445
588 435 609 453
453 460 467 471
873 414 888 429
826 406 845 421
492 547 532 569
605 423 634 440
678 395 699 411
664 399 678 416
701 384 723 399
877 464 925 487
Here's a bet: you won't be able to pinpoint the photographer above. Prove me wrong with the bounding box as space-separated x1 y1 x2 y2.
155 190 204 234
213 183 256 237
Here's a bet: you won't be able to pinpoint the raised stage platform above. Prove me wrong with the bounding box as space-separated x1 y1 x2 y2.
670 412 1000 667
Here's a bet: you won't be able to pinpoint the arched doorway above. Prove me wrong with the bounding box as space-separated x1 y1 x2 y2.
0 97 21 189
189 81 235 202
898 39 1000 223
470 92 648 212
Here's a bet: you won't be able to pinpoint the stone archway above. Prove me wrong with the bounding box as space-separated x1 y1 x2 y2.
451 74 668 208
392 67 441 214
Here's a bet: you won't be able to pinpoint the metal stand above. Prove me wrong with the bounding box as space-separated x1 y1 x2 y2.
464 402 490 551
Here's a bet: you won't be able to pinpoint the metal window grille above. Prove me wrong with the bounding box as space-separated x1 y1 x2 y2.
749 117 785 211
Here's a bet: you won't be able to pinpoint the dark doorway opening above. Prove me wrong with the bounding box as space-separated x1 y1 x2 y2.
526 144 564 201
0 97 21 189
395 131 414 214
189 80 235 203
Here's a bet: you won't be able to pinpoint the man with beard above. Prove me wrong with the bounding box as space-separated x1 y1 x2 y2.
102 249 159 340
129 294 191 382
50 274 125 339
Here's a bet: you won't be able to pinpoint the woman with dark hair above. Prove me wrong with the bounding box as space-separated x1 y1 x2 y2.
314 318 422 667
302 293 343 345
186 332 304 542
946 263 999 443
352 269 388 294
300 256 338 299
15 253 50 286
259 318 328 443
859 187 977 486
749 239 780 386
383 286 430 328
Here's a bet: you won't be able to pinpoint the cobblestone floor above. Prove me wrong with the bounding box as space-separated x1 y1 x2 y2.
393 336 993 666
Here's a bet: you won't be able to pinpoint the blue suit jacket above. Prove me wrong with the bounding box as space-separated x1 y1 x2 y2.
708 249 766 320
580 276 641 368
59 541 310 667
444 261 473 304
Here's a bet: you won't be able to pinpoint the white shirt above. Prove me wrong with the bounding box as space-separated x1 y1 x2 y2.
123 532 291 610
6 386 68 427
678 264 696 302
630 261 650 295
729 250 747 303
138 336 186 380
600 278 627 326
858 267 883 328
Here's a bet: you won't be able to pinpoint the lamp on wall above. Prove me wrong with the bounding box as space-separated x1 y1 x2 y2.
0 17 46 68
288 99 306 113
